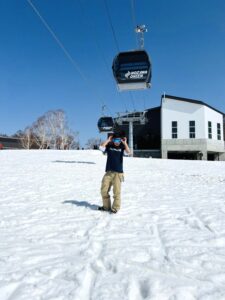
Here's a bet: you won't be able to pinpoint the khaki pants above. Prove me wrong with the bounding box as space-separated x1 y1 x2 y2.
101 171 124 211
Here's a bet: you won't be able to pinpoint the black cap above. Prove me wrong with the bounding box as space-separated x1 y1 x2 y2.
113 130 126 138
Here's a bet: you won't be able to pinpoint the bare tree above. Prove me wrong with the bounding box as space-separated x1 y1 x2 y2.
0 133 9 137
55 110 68 149
31 110 66 149
86 137 102 149
44 110 59 149
32 116 49 149
20 127 34 149
12 130 24 138
18 109 78 150
40 109 68 149
67 131 79 149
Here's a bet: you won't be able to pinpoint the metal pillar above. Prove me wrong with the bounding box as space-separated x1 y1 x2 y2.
129 121 133 156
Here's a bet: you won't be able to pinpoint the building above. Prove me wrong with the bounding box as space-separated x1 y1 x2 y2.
115 94 225 160
161 95 225 160
115 107 161 158
0 136 23 149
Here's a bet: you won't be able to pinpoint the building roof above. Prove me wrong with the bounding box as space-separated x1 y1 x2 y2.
115 106 161 118
146 106 161 112
161 94 224 116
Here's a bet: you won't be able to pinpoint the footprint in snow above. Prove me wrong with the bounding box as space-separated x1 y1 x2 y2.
139 279 151 299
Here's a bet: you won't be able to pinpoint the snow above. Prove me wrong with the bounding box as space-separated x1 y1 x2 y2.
1 150 225 300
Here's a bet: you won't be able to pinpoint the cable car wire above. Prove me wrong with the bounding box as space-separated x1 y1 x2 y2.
103 0 138 112
130 0 151 112
27 0 125 119
26 0 110 111
77 0 111 81
77 0 129 117
27 0 133 133
129 92 136 111
131 0 138 48
103 0 134 113
77 0 115 118
103 0 120 52
26 0 87 82
131 0 143 111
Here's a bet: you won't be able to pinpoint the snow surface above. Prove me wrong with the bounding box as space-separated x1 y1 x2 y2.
1 150 225 300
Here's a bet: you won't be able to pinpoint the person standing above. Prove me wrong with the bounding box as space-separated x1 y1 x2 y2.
99 133 131 213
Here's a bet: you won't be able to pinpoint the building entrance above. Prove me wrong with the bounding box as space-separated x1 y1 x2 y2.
168 151 198 160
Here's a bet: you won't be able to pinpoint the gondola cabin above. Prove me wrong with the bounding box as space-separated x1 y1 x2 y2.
112 50 151 91
97 117 114 132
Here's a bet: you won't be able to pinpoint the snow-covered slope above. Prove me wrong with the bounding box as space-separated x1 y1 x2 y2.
1 150 225 300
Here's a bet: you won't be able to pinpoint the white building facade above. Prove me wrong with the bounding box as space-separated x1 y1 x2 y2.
161 95 225 160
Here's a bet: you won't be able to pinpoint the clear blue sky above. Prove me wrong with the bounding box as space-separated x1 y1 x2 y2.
0 0 225 146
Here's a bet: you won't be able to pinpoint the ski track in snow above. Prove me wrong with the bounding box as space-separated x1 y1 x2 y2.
1 150 225 300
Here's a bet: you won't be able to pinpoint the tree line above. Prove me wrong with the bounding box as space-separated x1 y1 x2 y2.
12 110 78 149
1 109 102 150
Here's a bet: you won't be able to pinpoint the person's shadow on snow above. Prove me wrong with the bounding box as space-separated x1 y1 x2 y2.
63 200 98 211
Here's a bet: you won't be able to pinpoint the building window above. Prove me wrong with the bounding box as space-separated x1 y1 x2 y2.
217 123 221 140
172 121 177 139
189 121 195 138
208 121 212 139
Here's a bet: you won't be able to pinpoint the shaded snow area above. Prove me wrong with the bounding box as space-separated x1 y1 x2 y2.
1 150 225 300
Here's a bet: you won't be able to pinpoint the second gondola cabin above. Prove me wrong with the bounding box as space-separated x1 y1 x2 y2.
97 117 114 132
112 50 152 91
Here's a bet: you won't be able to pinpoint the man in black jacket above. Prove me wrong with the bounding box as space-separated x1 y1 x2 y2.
99 133 131 213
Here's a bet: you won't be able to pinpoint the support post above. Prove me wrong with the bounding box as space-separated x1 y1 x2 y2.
129 121 133 156
115 111 147 157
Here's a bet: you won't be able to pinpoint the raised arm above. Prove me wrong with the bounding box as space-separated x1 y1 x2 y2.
99 135 113 152
121 137 131 155
100 135 113 147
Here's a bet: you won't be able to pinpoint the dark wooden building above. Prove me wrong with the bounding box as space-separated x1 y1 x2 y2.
0 136 23 149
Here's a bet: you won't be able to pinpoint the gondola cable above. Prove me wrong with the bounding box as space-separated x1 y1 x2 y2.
131 0 149 112
77 0 129 127
77 0 130 131
129 92 136 111
77 0 116 121
27 0 128 135
78 0 130 121
27 0 108 112
77 0 126 118
131 0 138 49
103 0 120 53
103 0 135 114
27 0 86 82
78 0 111 82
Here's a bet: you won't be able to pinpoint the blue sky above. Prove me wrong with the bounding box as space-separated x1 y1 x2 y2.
0 0 225 146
